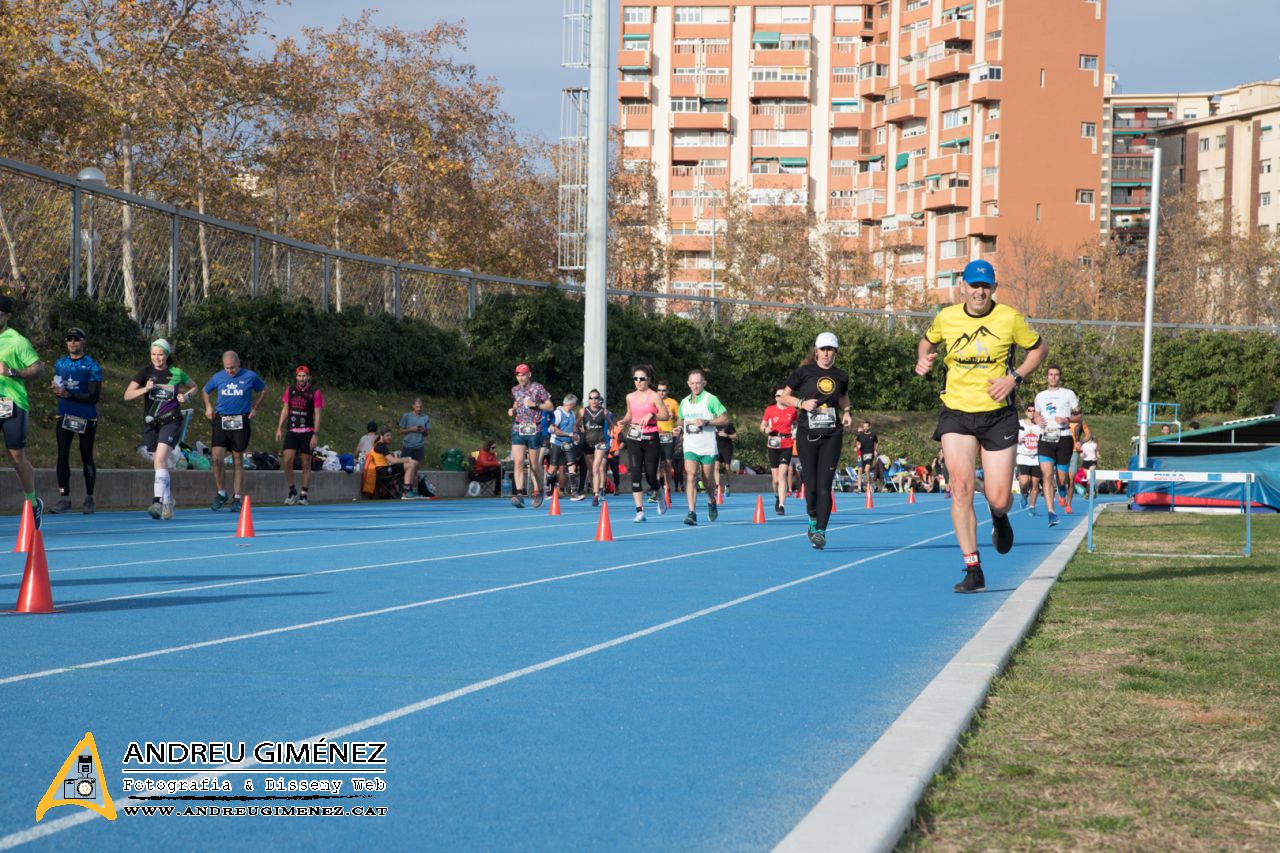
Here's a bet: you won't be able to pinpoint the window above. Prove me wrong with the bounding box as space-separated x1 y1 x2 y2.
1197 169 1208 186
980 236 998 253
755 6 810 24
621 71 650 82
831 100 863 113
1217 134 1227 149
623 6 651 24
970 65 1002 82
831 130 859 146
982 166 998 177
1263 159 1273 174
1079 55 1098 70
673 129 728 146
1214 166 1225 182
942 107 971 130
939 238 965 259
623 130 650 148
1263 192 1273 207
1081 122 1096 139
987 102 1000 120
833 5 861 22
1183 110 1198 120
1040 69 1046 87
1262 126 1274 142
1198 137 1210 152
1076 189 1094 205
674 7 730 24
986 29 1001 40
623 37 651 51
750 66 809 82
901 118 927 139
671 97 699 112
905 0 929 11
751 129 807 146
876 126 888 144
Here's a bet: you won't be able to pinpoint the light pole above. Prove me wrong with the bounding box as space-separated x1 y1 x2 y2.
76 167 107 299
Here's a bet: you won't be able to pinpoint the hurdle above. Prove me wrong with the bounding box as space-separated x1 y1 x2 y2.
1087 468 1256 557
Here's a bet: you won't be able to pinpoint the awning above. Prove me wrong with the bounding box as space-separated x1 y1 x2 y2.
925 173 942 180
940 137 970 149
622 34 649 42
753 31 780 45
832 98 860 105
619 65 650 72
895 152 911 170
1113 180 1151 186
752 156 779 162
780 157 808 167
867 155 885 162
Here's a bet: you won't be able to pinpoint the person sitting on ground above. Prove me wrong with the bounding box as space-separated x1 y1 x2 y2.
469 440 502 495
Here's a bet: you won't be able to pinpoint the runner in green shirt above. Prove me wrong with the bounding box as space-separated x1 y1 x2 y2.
0 295 46 528
677 369 729 526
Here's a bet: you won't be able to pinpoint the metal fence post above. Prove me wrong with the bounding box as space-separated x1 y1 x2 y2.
465 269 477 319
251 235 260 298
393 267 402 322
321 255 330 313
70 187 82 298
169 213 180 331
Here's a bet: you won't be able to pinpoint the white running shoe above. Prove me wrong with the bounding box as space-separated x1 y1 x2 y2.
633 509 646 523
161 500 175 520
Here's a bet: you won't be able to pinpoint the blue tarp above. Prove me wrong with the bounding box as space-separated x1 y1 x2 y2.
1128 416 1280 511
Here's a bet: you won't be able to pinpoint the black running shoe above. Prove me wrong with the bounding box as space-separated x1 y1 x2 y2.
811 529 826 550
49 497 72 515
707 498 718 522
992 513 1014 554
32 497 44 530
954 567 986 594
683 511 697 526
530 492 545 510
775 500 785 516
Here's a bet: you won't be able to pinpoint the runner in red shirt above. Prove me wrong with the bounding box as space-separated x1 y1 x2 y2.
761 385 799 515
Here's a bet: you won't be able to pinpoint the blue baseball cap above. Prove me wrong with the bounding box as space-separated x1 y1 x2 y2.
962 259 996 286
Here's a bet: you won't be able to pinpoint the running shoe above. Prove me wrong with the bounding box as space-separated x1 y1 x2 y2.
82 496 95 515
954 567 986 594
806 519 817 545
811 529 826 550
656 496 667 516
32 497 44 530
775 500 785 516
400 491 416 501
647 492 658 504
284 490 298 506
707 498 718 522
1029 504 1037 517
571 492 586 502
592 494 600 507
1056 492 1067 508
683 511 697 526
1019 492 1028 510
211 492 229 512
148 500 163 520
991 513 1014 554
511 495 525 508
161 500 175 520
1048 510 1060 527
1062 503 1074 515
299 493 309 506
530 492 545 510
633 509 646 523
228 498 242 513
49 497 73 515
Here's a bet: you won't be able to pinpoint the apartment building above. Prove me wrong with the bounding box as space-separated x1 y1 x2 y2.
618 0 1107 306
1147 80 1280 236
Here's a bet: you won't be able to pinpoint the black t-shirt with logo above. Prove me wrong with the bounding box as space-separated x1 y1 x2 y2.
785 363 850 437
856 431 878 458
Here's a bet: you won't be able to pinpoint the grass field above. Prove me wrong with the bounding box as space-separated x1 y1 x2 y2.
900 509 1280 851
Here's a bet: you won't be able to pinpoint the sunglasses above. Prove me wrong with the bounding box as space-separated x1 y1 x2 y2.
633 376 648 382
65 335 84 342
588 396 601 400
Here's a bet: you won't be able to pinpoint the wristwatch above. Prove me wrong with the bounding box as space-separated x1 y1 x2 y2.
1012 372 1024 385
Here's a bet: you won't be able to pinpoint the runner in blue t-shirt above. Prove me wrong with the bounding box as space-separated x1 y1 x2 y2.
49 327 102 514
548 394 582 502
201 350 267 511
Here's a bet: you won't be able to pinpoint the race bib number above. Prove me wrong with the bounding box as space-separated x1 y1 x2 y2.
684 423 702 435
221 415 244 431
62 414 89 434
1042 428 1062 442
517 424 538 436
659 432 674 444
806 409 837 433
151 385 174 402
767 435 782 449
626 424 644 441
0 398 14 419
595 442 608 452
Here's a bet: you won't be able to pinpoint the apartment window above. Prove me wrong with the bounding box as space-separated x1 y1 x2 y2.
750 66 809 82
1262 125 1274 142
671 97 699 112
942 107 971 130
831 100 863 113
1263 159 1273 174
905 0 929 11
971 64 1002 82
1263 192 1273 207
987 0 1001 5
984 132 1000 142
621 71 650 82
987 102 1000 120
674 7 730 24
982 166 998 177
624 37 651 51
986 29 1001 41
939 238 965 259
1198 169 1208 186
673 129 729 146
1040 69 1046 87
751 129 807 146
980 236 998 253
623 130 651 148
1214 166 1226 182
1198 137 1210 152
831 130 859 146
623 6 651 24
902 118 927 139
833 5 861 22
1217 134 1227 149
1076 189 1094 205
674 67 727 77
876 126 888 144
1035 203 1041 222
755 6 810 24
1183 110 1198 120
1079 55 1098 70
1081 122 1096 139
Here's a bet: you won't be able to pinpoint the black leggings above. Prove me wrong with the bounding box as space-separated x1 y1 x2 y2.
798 431 842 530
56 421 98 496
627 437 661 494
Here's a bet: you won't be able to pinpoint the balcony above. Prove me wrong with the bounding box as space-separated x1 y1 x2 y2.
752 172 807 190
750 78 812 99
829 110 870 130
855 170 888 192
886 96 928 124
926 48 973 81
923 184 971 211
617 80 653 100
670 111 730 131
930 19 975 44
750 103 809 130
857 74 889 98
620 104 651 130
969 78 1001 102
967 214 1001 237
750 47 812 67
855 193 887 221
618 48 651 70
670 234 713 252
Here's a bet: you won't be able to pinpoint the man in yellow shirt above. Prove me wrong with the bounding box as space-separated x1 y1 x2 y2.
915 259 1048 593
655 379 681 504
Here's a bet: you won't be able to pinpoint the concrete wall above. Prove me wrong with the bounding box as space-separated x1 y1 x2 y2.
10 469 779 512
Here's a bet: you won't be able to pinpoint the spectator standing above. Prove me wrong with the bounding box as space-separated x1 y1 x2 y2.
399 398 431 464
49 327 101 514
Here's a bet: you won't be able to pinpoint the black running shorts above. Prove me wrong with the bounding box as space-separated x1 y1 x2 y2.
933 405 1019 452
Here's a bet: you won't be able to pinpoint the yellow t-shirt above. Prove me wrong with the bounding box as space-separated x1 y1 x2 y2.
924 302 1040 413
657 397 679 433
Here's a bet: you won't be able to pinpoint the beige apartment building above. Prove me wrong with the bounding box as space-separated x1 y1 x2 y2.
618 0 1107 307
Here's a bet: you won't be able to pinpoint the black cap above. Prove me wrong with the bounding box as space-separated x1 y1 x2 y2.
0 295 12 314
66 327 87 340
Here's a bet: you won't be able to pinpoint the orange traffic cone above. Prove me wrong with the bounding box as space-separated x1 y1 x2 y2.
908 486 916 505
11 530 58 614
12 499 35 553
664 485 672 508
864 487 874 510
831 489 837 514
716 485 724 506
752 495 766 524
235 495 255 538
548 489 561 516
594 501 613 542
799 483 805 501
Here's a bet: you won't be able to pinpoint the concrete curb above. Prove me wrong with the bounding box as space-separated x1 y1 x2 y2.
776 506 1098 852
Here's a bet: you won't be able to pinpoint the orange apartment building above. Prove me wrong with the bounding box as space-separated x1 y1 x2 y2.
617 0 1107 307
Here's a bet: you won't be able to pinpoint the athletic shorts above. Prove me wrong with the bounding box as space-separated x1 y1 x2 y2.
716 439 733 465
1037 438 1073 468
933 405 1019 452
283 431 314 454
1082 459 1097 469
859 452 875 467
0 406 29 450
511 429 544 450
684 451 717 466
548 443 577 468
143 417 182 452
658 433 676 460
401 445 424 462
211 417 251 453
767 447 792 468
1016 463 1041 479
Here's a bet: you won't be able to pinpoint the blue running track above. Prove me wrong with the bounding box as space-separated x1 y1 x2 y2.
0 493 1085 850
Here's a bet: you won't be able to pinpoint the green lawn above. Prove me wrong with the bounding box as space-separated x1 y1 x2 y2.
899 510 1280 851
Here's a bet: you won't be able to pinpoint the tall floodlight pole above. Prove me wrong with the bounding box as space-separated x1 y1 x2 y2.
1137 145 1163 469
582 0 609 400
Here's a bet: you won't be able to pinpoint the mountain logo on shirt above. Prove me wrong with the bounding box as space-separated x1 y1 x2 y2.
951 325 999 368
817 377 835 395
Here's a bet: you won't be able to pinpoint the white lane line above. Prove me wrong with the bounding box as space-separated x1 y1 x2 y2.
0 510 941 687
0 511 953 849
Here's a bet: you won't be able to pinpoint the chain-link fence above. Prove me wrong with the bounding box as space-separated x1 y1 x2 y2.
3 155 1278 340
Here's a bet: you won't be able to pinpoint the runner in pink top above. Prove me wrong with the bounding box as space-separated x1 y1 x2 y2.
617 363 672 522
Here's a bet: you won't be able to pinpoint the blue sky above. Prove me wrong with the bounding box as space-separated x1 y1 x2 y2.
262 0 1280 142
